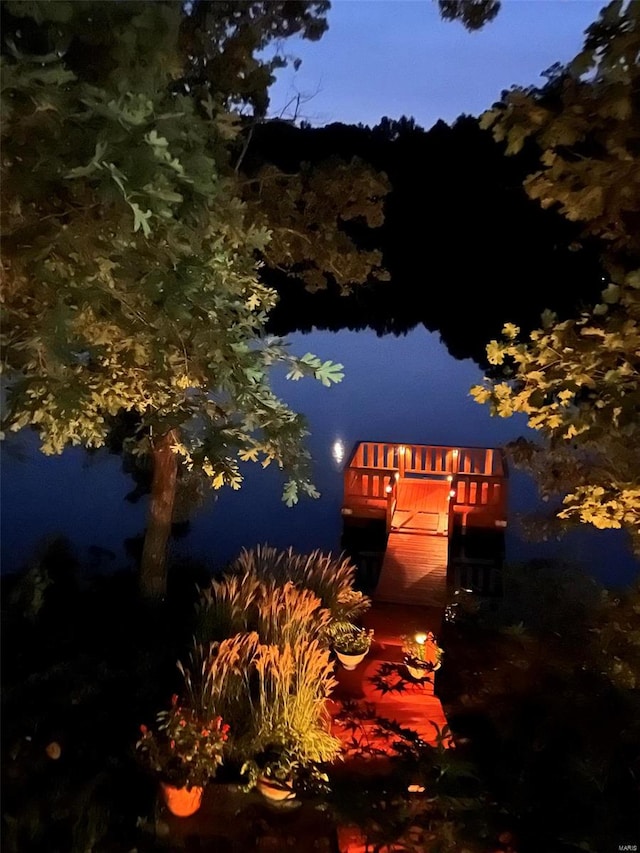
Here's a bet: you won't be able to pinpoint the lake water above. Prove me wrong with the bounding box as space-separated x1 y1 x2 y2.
2 327 637 588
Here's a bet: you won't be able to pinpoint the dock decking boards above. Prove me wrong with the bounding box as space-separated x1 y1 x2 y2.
373 478 449 606
375 530 448 606
392 479 450 534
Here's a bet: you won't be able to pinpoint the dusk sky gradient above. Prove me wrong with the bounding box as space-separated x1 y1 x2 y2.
268 1 603 129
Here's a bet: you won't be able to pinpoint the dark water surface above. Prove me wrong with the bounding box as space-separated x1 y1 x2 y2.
2 328 637 588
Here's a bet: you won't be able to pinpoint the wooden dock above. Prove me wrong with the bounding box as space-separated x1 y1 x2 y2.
342 441 508 606
376 533 448 606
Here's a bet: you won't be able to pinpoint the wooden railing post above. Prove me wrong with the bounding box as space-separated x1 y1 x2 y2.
398 445 406 478
385 475 397 532
485 448 494 475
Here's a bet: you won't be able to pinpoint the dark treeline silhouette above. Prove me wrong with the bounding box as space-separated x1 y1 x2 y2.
247 115 603 363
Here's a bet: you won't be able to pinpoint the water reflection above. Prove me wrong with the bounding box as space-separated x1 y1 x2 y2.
331 439 345 468
1 327 637 588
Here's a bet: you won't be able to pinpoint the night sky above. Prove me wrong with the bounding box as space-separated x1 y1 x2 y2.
267 1 602 128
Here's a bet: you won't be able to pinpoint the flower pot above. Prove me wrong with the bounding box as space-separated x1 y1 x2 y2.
160 782 204 817
335 649 367 670
256 775 295 802
404 658 441 681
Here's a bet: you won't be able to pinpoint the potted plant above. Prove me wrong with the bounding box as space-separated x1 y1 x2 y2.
402 631 443 681
136 694 229 817
242 745 299 803
329 623 374 670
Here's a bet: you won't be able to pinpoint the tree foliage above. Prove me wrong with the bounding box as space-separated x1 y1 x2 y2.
472 1 640 553
178 0 330 118
242 157 389 293
482 1 640 268
1 0 340 492
436 0 501 32
0 1 390 594
471 278 640 548
253 114 603 361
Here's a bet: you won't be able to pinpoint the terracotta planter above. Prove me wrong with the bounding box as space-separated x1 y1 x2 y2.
335 649 368 670
256 775 295 802
160 782 204 817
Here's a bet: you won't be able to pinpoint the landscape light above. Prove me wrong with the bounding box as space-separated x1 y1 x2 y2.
385 485 393 494
414 632 428 645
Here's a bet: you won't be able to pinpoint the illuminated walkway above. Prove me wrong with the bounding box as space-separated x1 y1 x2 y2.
329 602 450 764
329 602 452 852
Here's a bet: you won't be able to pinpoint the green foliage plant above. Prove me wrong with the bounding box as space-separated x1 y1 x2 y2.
436 0 501 32
481 1 640 263
242 158 389 293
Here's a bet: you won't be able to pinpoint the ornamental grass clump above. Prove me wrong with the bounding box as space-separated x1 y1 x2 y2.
229 545 371 624
251 638 340 766
136 694 229 790
195 572 261 642
179 633 259 750
254 580 330 647
182 582 341 769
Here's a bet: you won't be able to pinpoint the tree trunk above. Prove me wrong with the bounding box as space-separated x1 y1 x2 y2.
139 429 178 600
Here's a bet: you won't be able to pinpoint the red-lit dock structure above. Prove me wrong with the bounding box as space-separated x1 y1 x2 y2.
342 441 508 605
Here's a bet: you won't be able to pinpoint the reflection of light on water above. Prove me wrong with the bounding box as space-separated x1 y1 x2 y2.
332 439 345 466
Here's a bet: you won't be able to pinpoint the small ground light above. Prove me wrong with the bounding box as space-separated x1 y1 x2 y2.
449 489 456 498
385 485 393 494
414 632 428 645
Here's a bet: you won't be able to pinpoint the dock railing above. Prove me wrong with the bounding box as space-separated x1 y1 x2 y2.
343 441 508 531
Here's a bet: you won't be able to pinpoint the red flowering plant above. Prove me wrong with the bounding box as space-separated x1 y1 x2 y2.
136 694 230 790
